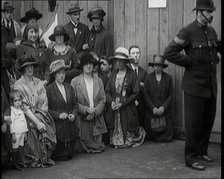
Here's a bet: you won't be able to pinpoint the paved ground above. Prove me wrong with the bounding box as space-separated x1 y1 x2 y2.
1 140 221 179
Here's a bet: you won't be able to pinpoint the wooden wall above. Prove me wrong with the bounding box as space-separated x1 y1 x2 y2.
8 0 221 141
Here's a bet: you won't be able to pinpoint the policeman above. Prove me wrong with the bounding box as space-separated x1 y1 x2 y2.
163 0 221 171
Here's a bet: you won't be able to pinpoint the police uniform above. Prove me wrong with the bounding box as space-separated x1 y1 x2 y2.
164 18 220 166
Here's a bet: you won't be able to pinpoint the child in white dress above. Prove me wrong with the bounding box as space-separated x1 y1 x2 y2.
9 89 28 171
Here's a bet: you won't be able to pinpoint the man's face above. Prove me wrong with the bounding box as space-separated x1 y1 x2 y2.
100 59 111 72
70 12 80 24
200 10 214 24
3 11 13 21
130 47 141 65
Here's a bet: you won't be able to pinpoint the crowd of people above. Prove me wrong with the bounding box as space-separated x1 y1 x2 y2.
1 0 220 172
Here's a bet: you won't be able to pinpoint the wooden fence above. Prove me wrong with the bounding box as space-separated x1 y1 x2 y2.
8 0 221 141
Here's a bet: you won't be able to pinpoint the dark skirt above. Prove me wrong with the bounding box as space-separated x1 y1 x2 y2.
51 140 75 161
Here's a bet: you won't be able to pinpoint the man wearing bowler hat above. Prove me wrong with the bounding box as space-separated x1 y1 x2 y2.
1 1 21 45
164 0 221 170
64 2 89 54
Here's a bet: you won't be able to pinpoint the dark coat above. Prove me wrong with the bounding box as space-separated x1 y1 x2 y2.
46 82 79 142
105 67 139 139
64 22 89 53
87 25 113 57
16 40 48 80
164 20 220 99
144 71 173 141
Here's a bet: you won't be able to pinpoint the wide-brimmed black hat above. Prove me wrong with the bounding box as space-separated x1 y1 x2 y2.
148 55 168 68
2 1 15 12
193 0 216 11
78 51 98 69
66 2 83 15
20 8 43 23
18 53 38 71
49 59 70 75
87 8 106 21
49 25 70 42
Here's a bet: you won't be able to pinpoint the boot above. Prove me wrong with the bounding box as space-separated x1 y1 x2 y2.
11 150 23 171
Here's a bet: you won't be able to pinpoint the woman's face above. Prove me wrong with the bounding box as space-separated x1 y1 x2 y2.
27 28 38 42
24 65 34 77
154 65 162 73
55 35 64 45
117 59 126 70
83 62 93 74
92 18 101 29
55 69 65 84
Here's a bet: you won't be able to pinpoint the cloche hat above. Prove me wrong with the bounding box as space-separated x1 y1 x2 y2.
49 59 70 75
20 8 43 23
49 25 70 42
148 54 168 68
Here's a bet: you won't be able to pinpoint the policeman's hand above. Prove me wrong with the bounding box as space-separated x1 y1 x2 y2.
12 133 16 143
4 116 12 125
86 108 96 115
59 112 68 120
1 123 7 133
68 114 75 122
82 44 89 50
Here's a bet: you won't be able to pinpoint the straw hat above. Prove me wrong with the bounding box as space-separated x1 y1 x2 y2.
49 59 70 75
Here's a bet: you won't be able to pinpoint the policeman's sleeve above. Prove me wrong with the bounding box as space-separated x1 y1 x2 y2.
163 28 193 68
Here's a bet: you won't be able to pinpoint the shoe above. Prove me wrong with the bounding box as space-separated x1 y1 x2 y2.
186 162 205 171
199 155 213 162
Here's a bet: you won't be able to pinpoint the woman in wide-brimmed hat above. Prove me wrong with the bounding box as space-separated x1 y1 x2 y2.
46 59 79 161
20 8 43 38
105 47 146 149
144 54 174 142
14 53 56 168
46 25 81 84
83 7 113 57
71 51 107 153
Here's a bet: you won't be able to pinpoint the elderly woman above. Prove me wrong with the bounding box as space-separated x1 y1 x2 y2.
46 25 80 84
14 53 56 168
16 22 47 81
105 47 146 149
46 59 79 161
144 55 173 142
71 51 107 153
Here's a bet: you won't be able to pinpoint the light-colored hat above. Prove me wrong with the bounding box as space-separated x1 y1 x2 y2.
112 47 133 63
49 59 70 75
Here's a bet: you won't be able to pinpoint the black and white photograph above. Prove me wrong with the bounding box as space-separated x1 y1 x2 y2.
1 0 221 178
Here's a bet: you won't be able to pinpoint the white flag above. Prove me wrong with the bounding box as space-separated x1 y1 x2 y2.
40 13 58 48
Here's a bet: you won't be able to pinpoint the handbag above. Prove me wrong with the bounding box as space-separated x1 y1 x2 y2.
150 116 167 133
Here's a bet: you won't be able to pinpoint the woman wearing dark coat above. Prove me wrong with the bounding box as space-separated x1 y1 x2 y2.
16 22 48 81
144 55 173 142
83 8 113 57
105 47 145 149
46 59 79 161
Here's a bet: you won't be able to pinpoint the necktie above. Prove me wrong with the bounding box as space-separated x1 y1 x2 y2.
74 24 78 35
134 69 138 75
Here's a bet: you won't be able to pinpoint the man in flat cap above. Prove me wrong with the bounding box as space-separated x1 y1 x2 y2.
164 0 221 171
1 1 21 45
83 7 113 58
64 2 89 54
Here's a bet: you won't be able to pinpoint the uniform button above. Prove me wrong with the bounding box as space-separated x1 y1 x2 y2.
211 62 213 64
199 45 202 48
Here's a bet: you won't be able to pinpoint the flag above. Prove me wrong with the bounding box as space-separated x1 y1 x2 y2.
40 10 58 48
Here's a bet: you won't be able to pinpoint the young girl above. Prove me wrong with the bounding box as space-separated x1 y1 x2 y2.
9 89 28 171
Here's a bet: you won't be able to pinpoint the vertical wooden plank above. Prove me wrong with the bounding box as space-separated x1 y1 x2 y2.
79 0 89 27
135 0 147 70
113 0 125 48
183 0 195 27
124 0 135 49
97 0 108 29
107 0 114 54
147 3 159 73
